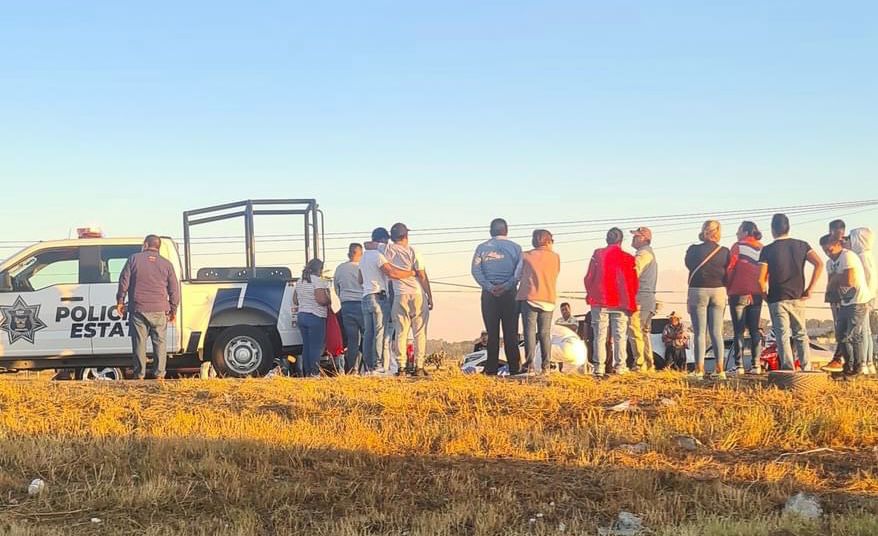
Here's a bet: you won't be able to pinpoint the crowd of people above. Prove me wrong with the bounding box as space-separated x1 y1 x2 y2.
469 213 876 379
293 223 434 377
112 214 874 381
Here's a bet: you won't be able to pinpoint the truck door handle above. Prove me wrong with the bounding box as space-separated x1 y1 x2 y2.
60 297 84 302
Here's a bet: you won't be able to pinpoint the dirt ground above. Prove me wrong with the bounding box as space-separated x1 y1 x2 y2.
1 371 877 535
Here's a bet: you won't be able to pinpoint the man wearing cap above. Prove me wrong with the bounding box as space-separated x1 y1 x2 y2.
584 228 639 376
628 227 658 371
385 223 434 376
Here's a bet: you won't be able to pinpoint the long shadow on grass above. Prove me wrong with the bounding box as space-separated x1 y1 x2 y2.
1 436 878 535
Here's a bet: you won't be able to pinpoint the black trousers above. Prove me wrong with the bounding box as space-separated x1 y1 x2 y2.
481 290 521 374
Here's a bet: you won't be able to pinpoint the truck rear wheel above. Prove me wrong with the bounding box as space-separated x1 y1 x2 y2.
211 326 275 378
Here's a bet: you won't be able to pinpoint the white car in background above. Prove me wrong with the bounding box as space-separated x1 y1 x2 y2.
461 325 589 374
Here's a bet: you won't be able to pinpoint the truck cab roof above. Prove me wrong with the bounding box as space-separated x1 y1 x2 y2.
0 238 177 271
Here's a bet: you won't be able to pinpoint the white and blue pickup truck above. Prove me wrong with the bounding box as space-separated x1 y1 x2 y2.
0 199 322 379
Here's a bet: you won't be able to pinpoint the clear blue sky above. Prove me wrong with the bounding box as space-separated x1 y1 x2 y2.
1 1 876 337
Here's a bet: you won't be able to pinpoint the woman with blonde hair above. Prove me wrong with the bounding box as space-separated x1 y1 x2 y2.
685 220 731 379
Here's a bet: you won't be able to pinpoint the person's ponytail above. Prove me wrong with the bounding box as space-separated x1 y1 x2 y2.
740 221 762 241
301 259 324 284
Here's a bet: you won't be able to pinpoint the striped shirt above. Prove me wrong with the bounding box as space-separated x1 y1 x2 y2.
295 277 330 318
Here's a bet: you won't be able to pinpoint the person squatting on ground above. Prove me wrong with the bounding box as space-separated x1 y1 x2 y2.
661 312 688 371
515 229 561 374
628 227 658 371
471 218 523 375
385 223 434 377
759 214 824 371
116 235 180 380
555 302 579 333
725 221 765 374
294 259 331 377
473 331 488 352
685 220 730 380
820 234 873 375
335 243 365 373
585 227 638 376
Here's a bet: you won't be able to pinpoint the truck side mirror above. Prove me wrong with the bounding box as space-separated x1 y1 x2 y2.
0 272 12 292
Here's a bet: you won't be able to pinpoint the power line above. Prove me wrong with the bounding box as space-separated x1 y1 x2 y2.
426 204 878 280
186 199 878 246
316 199 878 236
3 198 866 250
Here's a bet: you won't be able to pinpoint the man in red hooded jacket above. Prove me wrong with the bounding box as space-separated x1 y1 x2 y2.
584 228 639 376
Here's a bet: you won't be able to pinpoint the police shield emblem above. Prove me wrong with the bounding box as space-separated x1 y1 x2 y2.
0 296 47 344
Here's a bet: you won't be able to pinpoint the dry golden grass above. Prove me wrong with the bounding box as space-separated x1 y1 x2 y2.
1 371 878 535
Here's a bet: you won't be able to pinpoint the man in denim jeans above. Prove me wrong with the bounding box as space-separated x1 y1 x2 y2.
116 235 180 380
584 228 638 376
385 223 434 377
758 214 824 371
820 234 873 375
471 218 523 375
334 243 365 373
358 228 414 375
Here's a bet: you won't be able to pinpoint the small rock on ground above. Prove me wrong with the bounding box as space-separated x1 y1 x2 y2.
783 492 822 520
598 511 644 536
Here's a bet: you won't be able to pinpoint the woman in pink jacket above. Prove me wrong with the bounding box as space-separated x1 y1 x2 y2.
725 221 764 374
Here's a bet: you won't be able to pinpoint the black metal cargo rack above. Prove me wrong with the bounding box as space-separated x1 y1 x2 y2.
182 199 323 282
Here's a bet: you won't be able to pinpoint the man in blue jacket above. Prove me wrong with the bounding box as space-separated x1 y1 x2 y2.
116 235 181 380
471 218 522 375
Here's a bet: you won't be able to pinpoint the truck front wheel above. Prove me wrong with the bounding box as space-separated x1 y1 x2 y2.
211 326 275 378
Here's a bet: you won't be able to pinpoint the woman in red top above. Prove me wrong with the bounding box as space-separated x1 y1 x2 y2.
725 221 764 374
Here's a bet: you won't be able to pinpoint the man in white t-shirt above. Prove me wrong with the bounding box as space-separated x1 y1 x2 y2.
555 302 580 333
821 234 874 374
358 227 415 375
384 223 434 377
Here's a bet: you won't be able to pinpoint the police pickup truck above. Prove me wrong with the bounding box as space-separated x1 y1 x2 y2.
0 199 322 379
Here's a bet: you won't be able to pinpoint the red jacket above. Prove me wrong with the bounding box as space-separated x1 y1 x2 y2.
584 244 638 312
725 238 763 297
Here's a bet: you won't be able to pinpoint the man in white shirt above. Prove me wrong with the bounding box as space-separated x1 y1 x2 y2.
334 243 364 374
385 223 434 377
358 228 414 374
555 302 580 333
821 234 874 375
